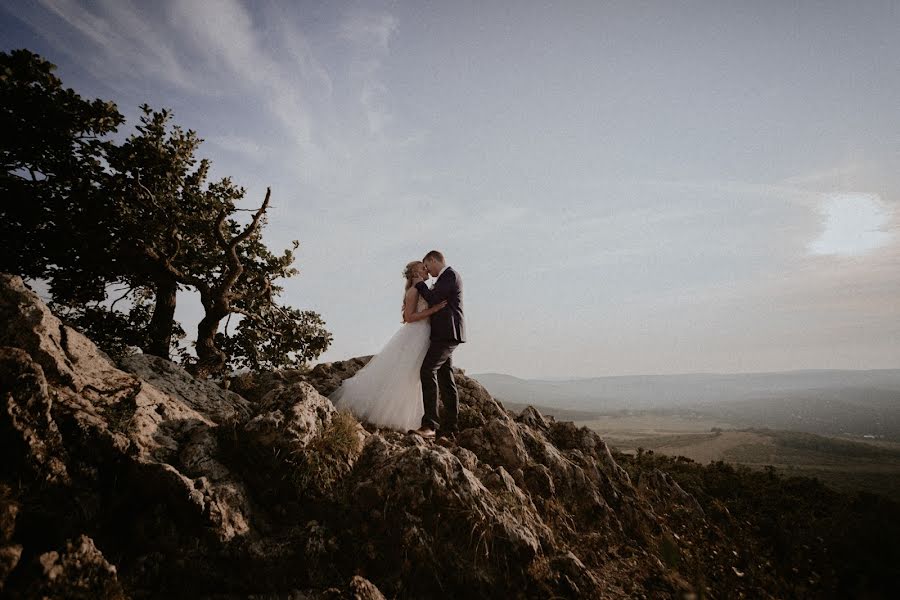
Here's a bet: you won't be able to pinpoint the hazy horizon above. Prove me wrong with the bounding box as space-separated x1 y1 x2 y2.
3 1 899 378
472 366 900 380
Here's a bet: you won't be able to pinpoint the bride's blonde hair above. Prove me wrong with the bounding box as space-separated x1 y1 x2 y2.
403 260 423 291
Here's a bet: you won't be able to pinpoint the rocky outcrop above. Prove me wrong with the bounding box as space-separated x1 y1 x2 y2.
0 485 21 592
120 354 251 423
346 433 554 596
3 272 851 599
0 275 254 547
29 535 126 600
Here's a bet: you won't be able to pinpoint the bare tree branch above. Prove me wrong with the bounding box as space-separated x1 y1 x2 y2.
109 285 137 312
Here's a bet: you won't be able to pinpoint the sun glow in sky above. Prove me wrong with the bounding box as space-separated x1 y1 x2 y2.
808 194 892 257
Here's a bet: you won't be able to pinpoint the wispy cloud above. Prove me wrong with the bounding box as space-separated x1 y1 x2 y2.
339 11 398 52
341 10 398 135
26 0 200 91
207 134 266 160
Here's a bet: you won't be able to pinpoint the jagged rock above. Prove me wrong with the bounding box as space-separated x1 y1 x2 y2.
120 354 251 424
249 381 337 447
549 550 603 596
515 405 551 431
635 468 705 517
522 463 555 498
304 357 373 398
225 381 367 510
455 373 507 429
0 275 252 544
347 575 386 600
457 416 530 472
29 535 126 600
0 485 21 592
0 347 70 484
549 420 601 455
0 275 137 403
348 433 554 596
226 367 312 404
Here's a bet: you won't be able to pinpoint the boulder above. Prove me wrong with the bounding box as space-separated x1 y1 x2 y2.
29 535 126 600
120 354 251 424
0 275 252 544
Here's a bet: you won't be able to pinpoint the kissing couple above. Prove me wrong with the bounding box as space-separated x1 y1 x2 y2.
330 250 466 440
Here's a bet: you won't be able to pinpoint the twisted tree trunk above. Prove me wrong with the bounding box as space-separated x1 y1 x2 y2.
193 296 229 379
190 188 271 379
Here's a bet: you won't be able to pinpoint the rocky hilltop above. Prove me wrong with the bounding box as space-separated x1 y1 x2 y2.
0 274 896 599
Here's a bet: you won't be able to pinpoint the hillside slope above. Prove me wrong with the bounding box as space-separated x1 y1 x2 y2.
1 274 897 599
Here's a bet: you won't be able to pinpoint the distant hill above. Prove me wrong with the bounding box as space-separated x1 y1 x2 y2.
473 369 900 439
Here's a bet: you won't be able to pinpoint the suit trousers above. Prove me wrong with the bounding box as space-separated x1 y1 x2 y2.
420 341 459 431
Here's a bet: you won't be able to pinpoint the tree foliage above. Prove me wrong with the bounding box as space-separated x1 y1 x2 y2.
0 49 331 375
0 48 123 286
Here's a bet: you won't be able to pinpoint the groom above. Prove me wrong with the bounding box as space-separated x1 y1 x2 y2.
412 250 466 440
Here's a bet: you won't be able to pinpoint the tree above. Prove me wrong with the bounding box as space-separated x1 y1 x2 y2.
219 304 332 372
1 49 331 374
0 48 123 287
99 107 332 376
102 105 220 359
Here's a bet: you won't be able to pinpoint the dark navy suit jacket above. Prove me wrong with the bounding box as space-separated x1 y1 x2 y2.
415 266 466 343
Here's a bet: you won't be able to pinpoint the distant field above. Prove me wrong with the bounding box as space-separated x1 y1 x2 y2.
579 416 900 499
575 413 738 445
501 402 900 498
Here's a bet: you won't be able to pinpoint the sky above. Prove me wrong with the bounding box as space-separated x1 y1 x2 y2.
2 0 899 378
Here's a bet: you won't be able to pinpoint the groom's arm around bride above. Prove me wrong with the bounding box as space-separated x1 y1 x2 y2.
414 260 465 344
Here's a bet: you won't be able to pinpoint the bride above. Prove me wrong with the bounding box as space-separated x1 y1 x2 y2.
329 260 448 431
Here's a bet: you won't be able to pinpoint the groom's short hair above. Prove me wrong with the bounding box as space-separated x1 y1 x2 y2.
423 250 444 263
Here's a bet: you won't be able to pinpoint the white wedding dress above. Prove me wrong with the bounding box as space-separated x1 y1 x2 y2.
329 295 430 431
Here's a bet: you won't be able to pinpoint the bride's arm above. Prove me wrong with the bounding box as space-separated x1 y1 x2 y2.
403 289 447 323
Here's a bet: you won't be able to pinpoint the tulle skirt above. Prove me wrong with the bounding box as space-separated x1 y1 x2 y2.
330 320 430 431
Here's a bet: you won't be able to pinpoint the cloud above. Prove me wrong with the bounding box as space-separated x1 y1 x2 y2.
207 135 266 160
340 10 398 135
339 11 398 52
808 193 895 256
31 0 202 91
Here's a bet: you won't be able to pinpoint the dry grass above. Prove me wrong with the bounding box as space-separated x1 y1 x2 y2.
290 410 362 495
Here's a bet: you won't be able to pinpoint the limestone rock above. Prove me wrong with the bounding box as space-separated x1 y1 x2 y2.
250 381 337 447
0 275 136 402
0 347 70 484
0 275 252 543
0 485 21 592
348 433 553 596
30 535 126 600
120 354 251 424
347 575 386 600
304 357 372 398
457 415 530 472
